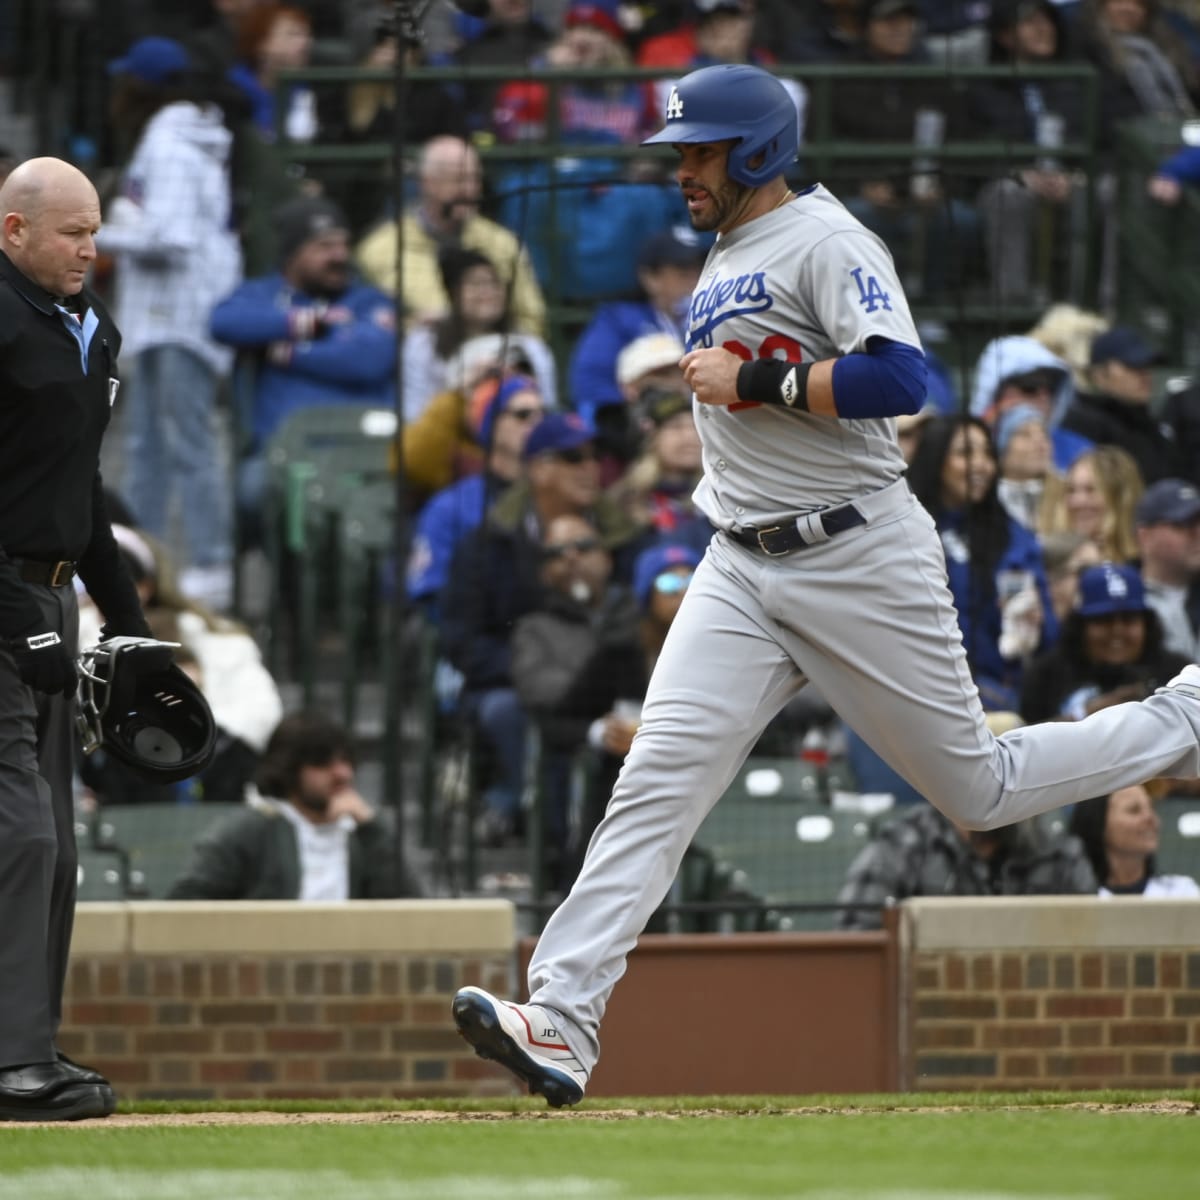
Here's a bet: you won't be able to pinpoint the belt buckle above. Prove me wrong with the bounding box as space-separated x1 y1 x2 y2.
754 526 788 557
49 561 73 587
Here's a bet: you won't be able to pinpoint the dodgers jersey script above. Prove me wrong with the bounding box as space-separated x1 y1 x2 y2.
686 184 921 525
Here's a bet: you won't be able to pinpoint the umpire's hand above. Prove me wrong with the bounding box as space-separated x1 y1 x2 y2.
8 629 78 695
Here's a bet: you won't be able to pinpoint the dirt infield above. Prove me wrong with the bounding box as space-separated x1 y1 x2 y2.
38 1098 1196 1127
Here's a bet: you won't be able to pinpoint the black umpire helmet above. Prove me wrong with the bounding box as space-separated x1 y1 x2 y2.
76 637 217 784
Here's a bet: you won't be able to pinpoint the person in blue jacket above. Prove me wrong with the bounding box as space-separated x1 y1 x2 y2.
406 375 548 619
970 333 1092 473
567 225 708 428
907 414 1059 712
209 196 395 538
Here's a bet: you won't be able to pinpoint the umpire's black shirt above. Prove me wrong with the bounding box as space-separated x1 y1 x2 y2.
0 250 142 637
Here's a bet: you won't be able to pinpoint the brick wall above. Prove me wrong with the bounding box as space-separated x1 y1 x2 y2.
59 901 519 1100
900 898 1200 1091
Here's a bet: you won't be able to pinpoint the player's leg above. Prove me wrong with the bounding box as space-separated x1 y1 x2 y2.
453 539 803 1098
774 498 1200 829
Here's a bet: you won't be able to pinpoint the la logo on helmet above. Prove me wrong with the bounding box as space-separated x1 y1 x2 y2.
665 87 684 120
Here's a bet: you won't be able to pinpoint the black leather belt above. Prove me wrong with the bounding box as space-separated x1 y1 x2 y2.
729 503 867 557
14 558 77 587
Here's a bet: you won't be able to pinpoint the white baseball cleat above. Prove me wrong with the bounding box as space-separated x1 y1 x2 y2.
451 986 588 1107
1159 664 1200 702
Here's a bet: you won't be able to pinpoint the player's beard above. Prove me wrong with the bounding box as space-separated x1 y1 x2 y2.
686 177 755 233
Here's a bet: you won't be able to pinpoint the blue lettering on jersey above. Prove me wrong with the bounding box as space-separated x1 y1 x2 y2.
687 271 774 348
850 267 892 313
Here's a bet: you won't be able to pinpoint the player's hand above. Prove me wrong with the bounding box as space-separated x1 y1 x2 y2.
680 347 741 407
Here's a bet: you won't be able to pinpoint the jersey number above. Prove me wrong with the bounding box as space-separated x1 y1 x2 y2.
723 335 802 411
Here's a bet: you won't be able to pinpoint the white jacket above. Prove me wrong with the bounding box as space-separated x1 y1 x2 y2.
77 604 282 753
97 102 242 374
1100 874 1200 898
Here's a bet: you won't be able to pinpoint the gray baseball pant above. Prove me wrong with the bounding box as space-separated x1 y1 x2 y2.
527 481 1200 1072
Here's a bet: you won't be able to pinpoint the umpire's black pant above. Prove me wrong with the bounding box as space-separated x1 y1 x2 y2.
0 581 78 1067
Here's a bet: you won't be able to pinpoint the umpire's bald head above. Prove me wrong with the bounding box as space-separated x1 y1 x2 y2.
0 156 100 296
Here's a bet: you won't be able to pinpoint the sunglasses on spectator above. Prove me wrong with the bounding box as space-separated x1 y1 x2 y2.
542 537 602 560
1007 373 1056 395
552 446 596 464
654 571 693 596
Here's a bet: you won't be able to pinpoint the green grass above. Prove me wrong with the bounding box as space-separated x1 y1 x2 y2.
0 1095 1198 1200
119 1087 1200 1114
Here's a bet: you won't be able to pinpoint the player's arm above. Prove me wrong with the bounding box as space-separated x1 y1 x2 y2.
731 336 926 418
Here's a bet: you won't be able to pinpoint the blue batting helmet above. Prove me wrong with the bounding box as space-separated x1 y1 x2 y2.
642 64 799 188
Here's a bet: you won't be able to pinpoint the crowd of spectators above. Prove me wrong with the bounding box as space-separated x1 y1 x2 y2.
12 0 1198 912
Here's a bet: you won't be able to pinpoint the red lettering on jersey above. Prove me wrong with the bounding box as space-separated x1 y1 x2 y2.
759 335 802 362
723 337 805 411
722 339 759 411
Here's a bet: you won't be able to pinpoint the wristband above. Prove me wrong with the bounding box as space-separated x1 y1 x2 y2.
736 359 811 410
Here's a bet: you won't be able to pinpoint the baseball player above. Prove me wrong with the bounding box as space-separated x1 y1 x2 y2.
452 64 1200 1107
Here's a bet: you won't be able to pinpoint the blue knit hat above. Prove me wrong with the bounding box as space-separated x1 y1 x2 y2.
994 402 1046 456
473 374 540 445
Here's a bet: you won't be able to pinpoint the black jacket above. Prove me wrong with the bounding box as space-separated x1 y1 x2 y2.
0 252 146 639
438 480 647 693
167 799 419 900
1019 642 1189 724
836 805 1097 930
1060 391 1182 485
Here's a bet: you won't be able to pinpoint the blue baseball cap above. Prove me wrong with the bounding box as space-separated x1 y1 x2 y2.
1075 563 1148 618
1089 326 1160 368
637 225 708 270
1135 478 1200 526
523 412 593 461
633 542 701 609
108 37 191 86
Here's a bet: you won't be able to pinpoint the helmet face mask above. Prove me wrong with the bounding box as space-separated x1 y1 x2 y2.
77 637 217 784
643 64 799 188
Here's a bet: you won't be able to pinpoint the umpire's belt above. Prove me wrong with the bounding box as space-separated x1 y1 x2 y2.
730 503 867 557
13 558 77 587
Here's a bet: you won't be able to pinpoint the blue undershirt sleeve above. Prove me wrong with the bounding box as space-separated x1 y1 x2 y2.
830 337 927 419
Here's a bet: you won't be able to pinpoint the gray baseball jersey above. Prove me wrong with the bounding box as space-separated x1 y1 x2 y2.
688 185 921 525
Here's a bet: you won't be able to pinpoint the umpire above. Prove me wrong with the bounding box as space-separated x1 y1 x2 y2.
0 157 150 1121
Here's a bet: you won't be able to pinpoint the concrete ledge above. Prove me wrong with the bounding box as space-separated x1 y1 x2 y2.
72 904 130 954
902 896 1200 950
74 900 515 955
